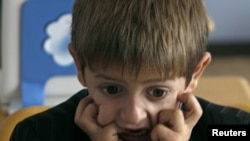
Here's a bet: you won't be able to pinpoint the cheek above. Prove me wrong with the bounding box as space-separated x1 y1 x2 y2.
88 92 117 126
144 101 175 125
161 94 179 109
148 103 178 126
97 104 118 126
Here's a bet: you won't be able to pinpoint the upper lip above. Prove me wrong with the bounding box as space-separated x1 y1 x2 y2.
116 122 153 137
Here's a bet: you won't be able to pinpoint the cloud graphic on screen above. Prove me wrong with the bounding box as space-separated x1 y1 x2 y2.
44 13 73 66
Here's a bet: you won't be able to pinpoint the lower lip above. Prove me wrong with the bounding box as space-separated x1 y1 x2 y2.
119 133 151 141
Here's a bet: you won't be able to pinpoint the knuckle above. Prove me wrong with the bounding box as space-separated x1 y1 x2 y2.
175 108 184 117
151 124 165 136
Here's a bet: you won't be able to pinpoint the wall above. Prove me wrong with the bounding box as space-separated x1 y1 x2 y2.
205 0 250 44
204 0 250 55
1 0 25 108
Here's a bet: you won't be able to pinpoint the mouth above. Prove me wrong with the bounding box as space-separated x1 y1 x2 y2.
119 129 151 141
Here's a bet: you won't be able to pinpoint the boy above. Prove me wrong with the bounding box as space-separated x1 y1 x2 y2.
10 0 250 141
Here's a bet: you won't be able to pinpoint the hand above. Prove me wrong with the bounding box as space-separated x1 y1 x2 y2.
74 96 121 141
151 93 202 141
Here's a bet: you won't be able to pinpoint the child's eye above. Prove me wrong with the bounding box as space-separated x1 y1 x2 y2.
101 85 123 95
147 88 168 98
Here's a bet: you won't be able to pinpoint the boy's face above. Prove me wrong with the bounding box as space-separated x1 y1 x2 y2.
83 65 187 140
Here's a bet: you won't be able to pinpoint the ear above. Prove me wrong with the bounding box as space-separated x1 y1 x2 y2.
185 52 212 93
69 43 86 87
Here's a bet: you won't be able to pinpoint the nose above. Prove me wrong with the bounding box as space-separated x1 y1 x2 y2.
119 97 147 128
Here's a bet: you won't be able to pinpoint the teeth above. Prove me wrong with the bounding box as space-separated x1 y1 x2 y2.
126 129 147 136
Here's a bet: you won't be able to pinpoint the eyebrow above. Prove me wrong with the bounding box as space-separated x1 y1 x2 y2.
95 73 169 85
142 78 169 84
95 73 123 82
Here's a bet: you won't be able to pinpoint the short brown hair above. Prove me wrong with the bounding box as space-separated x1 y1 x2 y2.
71 0 209 85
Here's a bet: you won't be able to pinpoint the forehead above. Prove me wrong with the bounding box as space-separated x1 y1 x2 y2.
88 64 173 82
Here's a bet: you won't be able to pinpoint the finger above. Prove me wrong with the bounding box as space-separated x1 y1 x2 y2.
74 96 93 123
158 109 185 132
100 123 120 141
151 124 179 141
177 93 202 128
79 103 100 134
